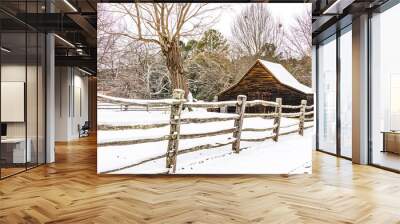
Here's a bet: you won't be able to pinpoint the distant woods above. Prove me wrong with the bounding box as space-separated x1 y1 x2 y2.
98 3 312 101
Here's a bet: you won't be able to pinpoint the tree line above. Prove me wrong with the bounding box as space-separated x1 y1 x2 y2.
98 3 311 101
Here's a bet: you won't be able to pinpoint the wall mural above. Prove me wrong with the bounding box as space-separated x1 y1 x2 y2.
97 3 313 174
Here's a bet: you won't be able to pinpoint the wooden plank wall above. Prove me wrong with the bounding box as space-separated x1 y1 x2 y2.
219 62 313 113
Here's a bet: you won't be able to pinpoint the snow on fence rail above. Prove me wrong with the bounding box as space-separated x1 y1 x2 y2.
97 89 314 174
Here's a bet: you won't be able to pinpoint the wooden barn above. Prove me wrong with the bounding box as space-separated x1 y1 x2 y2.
217 59 313 113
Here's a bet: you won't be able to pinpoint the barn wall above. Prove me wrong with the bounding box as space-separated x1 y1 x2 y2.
218 62 314 113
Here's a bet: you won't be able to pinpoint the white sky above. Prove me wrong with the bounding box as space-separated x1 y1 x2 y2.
214 3 311 39
102 3 311 45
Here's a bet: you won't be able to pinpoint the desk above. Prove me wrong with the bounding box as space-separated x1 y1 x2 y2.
1 138 31 164
382 131 400 154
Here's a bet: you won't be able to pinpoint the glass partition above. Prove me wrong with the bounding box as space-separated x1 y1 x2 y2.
370 3 400 171
1 31 28 177
339 26 352 158
0 1 46 179
38 32 45 165
317 35 337 155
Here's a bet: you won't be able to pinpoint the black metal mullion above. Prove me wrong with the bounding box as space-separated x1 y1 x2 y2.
0 21 2 179
25 0 28 171
316 45 320 150
336 28 341 157
36 0 39 167
73 68 75 118
367 10 373 165
44 0 48 164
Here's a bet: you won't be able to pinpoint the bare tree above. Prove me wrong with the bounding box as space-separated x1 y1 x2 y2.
285 8 312 58
101 3 221 97
97 4 122 76
231 4 284 57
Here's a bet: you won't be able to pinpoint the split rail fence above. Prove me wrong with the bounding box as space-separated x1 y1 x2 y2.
98 89 314 174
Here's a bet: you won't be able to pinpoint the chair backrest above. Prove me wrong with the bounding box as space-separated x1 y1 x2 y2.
82 121 90 129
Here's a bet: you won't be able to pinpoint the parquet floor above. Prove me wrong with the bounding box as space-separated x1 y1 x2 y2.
1 135 400 224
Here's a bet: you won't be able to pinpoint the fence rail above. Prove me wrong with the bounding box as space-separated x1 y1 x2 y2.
98 89 314 174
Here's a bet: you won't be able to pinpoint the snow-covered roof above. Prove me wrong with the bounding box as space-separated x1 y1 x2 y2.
218 59 313 95
258 60 313 94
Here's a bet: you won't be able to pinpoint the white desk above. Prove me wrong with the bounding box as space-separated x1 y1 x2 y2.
1 138 31 163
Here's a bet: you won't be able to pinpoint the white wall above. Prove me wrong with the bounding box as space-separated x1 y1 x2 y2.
1 63 46 164
46 8 56 163
71 73 89 138
55 67 89 141
1 65 28 138
55 66 70 141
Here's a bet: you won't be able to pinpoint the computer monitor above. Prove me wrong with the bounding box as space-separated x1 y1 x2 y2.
1 123 7 137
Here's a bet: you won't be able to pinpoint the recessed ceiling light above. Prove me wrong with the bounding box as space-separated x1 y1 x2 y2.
1 47 11 53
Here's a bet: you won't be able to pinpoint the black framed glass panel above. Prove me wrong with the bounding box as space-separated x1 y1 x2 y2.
317 35 337 155
339 25 352 158
370 3 400 171
0 25 28 178
0 0 46 179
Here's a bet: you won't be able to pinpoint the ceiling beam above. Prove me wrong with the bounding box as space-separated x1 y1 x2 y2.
55 55 96 71
67 13 97 46
323 0 356 14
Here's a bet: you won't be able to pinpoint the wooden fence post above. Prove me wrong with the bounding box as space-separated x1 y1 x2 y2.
166 89 185 173
232 95 247 153
299 100 307 136
273 98 282 142
213 96 219 113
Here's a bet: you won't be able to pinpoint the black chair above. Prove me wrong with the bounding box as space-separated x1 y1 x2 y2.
79 121 90 138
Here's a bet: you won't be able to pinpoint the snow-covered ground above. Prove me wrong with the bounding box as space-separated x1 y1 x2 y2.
97 107 313 175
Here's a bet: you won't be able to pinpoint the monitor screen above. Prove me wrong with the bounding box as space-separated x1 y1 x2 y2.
1 123 7 137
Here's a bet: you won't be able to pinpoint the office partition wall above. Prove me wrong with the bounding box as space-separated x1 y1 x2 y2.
0 1 46 179
315 24 353 159
0 31 28 177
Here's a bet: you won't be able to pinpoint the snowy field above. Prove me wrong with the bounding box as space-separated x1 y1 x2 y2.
97 107 313 175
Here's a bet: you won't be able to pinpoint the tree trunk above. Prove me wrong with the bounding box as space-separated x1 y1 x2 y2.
162 39 189 97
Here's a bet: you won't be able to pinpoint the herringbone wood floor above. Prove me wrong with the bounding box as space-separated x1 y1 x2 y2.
1 135 400 224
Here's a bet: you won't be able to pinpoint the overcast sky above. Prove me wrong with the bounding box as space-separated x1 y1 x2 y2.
213 3 311 39
101 3 311 43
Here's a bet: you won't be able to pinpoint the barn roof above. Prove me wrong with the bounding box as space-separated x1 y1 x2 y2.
258 60 313 94
218 59 313 96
